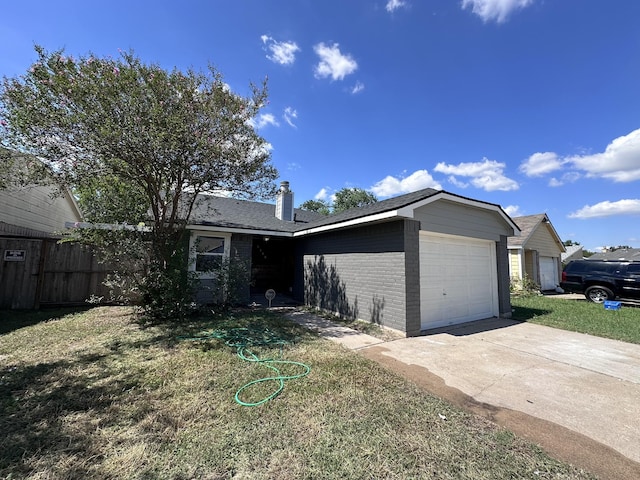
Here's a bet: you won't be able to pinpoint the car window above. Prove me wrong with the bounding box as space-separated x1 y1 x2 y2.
566 262 587 273
567 262 621 274
626 264 640 276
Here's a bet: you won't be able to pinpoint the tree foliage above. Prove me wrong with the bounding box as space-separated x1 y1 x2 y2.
300 188 378 215
563 240 580 246
333 187 378 213
300 187 378 216
0 46 278 319
299 199 331 215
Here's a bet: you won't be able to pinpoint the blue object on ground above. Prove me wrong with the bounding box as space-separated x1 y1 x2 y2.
604 300 621 310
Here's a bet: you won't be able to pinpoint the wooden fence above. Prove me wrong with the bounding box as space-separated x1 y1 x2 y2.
0 237 114 309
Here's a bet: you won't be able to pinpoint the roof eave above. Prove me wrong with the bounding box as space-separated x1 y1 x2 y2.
186 224 294 237
293 210 401 237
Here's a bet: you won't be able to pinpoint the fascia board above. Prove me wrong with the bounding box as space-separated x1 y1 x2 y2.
542 217 566 252
65 188 84 221
292 210 400 237
186 224 293 237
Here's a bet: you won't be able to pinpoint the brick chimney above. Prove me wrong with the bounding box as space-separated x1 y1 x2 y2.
275 181 294 221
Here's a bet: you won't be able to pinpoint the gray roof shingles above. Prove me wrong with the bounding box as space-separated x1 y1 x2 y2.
189 188 510 234
587 248 640 261
508 214 547 247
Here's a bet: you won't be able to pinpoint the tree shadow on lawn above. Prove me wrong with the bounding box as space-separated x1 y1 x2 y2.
164 307 318 353
0 350 148 478
0 307 93 335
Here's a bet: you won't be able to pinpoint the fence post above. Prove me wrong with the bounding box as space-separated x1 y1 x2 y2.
33 239 50 309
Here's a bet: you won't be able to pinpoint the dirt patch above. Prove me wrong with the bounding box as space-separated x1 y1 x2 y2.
361 346 640 480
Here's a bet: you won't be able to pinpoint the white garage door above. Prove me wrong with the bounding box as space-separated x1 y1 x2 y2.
420 232 498 330
539 256 558 291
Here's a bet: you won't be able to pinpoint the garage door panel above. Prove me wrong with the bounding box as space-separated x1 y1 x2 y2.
539 257 558 291
420 233 498 330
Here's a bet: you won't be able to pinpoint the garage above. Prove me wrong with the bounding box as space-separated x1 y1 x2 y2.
539 256 558 290
420 232 498 330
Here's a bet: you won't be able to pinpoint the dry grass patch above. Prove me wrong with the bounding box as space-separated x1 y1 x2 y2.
1 306 594 479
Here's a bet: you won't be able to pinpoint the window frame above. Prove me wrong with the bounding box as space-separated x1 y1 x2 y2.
189 232 231 279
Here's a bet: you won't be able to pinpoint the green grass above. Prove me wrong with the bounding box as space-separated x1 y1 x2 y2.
0 306 594 479
511 295 640 344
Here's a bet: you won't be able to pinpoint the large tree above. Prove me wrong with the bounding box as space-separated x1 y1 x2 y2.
299 199 331 215
331 187 378 213
300 188 378 215
0 46 278 318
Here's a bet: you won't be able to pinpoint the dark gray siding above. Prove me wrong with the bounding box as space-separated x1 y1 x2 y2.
294 220 411 333
414 200 513 241
496 235 512 318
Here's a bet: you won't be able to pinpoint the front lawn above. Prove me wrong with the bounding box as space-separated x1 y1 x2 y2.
511 295 640 344
0 307 593 479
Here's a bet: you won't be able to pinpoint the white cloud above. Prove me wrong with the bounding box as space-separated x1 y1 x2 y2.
461 0 535 23
261 35 300 65
520 152 564 177
370 170 442 198
249 113 279 129
386 0 408 13
314 188 330 201
434 158 519 191
548 171 581 187
548 178 562 187
520 129 640 184
283 107 298 128
314 43 358 81
503 205 523 217
287 162 300 171
351 82 365 94
567 128 640 182
447 175 469 189
568 199 640 219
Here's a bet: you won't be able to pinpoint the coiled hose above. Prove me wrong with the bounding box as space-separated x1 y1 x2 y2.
179 326 310 407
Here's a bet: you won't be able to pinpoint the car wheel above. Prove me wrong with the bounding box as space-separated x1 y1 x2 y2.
585 286 614 303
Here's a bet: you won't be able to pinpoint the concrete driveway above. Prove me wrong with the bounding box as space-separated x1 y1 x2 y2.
287 311 640 479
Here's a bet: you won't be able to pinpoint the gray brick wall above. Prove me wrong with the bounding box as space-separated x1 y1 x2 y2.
495 234 512 317
403 220 422 336
296 220 410 333
230 234 253 303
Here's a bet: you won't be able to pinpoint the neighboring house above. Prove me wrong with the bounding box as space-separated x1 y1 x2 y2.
587 248 640 261
508 214 565 291
188 181 519 336
562 245 583 264
0 184 82 238
0 153 87 309
0 153 83 238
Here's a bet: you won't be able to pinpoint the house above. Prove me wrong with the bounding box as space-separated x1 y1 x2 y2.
587 248 640 261
188 181 519 336
508 214 565 291
561 244 583 264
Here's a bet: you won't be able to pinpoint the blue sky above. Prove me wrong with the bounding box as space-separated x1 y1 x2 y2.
2 0 640 251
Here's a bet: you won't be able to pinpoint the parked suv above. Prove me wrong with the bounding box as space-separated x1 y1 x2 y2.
561 260 640 303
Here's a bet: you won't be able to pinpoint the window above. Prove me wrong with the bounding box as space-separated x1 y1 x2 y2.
190 233 230 276
626 263 640 276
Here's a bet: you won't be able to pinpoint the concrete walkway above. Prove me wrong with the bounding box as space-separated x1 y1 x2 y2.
285 311 640 477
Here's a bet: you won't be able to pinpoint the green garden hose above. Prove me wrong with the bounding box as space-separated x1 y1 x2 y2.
179 326 310 407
